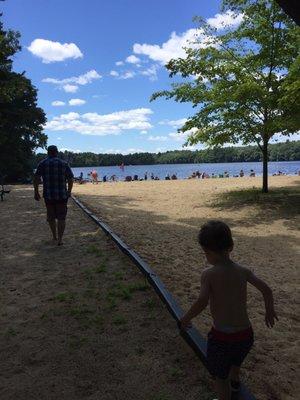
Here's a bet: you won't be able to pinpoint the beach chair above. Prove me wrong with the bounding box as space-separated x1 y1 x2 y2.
0 176 10 201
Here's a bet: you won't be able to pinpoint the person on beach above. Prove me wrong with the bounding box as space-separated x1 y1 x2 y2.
91 170 98 184
249 169 255 177
180 221 277 400
33 145 74 246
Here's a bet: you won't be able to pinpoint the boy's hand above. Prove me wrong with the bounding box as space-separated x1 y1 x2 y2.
265 309 278 328
179 317 192 330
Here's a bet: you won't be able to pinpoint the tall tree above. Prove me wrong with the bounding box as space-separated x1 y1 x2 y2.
0 14 47 182
151 0 300 192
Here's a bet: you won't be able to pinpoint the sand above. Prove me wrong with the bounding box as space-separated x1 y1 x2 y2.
0 186 215 400
73 175 300 400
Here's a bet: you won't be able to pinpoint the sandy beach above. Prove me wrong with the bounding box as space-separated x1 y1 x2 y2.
74 175 300 400
0 186 215 400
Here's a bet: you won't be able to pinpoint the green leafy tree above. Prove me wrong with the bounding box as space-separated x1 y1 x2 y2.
151 0 300 192
0 14 46 182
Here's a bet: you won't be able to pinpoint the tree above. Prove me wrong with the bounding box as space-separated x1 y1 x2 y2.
0 15 46 182
151 0 300 192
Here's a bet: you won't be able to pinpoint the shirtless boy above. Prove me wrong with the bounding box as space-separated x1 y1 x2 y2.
180 220 277 400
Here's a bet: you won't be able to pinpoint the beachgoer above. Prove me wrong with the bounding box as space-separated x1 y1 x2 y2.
171 174 177 180
249 169 255 177
154 176 159 180
165 174 170 180
125 175 132 182
179 221 277 400
151 173 155 180
144 172 148 180
239 170 244 178
110 175 117 182
133 174 139 181
103 175 107 183
79 172 83 184
91 170 98 184
224 171 229 178
33 145 74 246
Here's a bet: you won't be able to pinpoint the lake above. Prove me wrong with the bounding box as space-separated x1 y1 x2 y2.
72 161 300 181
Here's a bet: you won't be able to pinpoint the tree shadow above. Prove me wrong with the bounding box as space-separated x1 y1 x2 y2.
209 185 300 230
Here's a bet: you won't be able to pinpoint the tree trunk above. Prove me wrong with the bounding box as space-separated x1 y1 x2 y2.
262 139 269 193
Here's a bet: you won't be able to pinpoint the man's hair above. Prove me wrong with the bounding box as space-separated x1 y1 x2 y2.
198 220 233 252
47 145 58 156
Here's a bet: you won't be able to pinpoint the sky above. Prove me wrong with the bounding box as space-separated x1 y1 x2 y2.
3 0 295 154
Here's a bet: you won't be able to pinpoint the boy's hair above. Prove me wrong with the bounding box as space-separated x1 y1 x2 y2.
198 220 233 252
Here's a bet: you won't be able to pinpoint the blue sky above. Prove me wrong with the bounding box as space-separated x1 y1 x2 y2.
2 0 272 154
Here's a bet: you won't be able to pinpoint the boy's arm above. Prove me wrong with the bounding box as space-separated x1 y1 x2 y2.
180 270 210 330
247 270 278 328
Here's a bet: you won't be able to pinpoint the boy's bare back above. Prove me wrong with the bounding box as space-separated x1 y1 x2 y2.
203 262 251 332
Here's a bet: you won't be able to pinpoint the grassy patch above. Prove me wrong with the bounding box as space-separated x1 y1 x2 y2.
144 299 156 310
94 263 107 273
54 292 75 302
112 315 127 326
4 327 17 337
151 394 171 400
86 244 103 257
169 366 184 379
68 335 88 350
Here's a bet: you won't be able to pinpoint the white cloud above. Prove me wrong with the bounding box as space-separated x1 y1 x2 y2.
43 70 102 92
126 55 141 64
45 108 153 136
159 118 188 128
116 61 124 66
69 98 86 106
140 65 158 81
110 70 119 77
140 130 148 135
63 84 78 93
207 10 244 30
27 39 83 63
60 147 81 153
104 148 146 155
133 28 213 65
51 100 65 106
148 135 168 141
118 71 136 80
57 137 62 140
169 127 198 141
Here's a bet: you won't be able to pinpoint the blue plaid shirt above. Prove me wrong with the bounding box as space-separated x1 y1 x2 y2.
35 157 74 200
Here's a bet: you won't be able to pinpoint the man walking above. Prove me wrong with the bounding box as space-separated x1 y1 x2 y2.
33 145 74 245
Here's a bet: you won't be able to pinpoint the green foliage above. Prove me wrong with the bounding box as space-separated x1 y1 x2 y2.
33 140 300 167
0 16 47 182
151 0 300 191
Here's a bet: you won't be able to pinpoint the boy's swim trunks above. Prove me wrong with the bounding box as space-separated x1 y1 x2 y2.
207 326 254 379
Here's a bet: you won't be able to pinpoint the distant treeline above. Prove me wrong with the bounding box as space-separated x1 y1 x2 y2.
33 141 300 168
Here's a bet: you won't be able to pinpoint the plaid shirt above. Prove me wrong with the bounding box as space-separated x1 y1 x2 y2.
35 157 74 200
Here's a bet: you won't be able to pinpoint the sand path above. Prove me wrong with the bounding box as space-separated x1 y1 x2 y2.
0 186 213 400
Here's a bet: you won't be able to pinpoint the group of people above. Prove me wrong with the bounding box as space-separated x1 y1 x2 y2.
33 146 278 400
76 169 260 184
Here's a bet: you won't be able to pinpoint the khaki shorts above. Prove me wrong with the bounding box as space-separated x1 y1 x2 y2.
45 199 68 221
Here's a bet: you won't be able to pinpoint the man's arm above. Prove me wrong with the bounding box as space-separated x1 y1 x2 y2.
247 270 278 328
180 270 210 329
67 177 73 197
66 165 74 197
33 173 41 201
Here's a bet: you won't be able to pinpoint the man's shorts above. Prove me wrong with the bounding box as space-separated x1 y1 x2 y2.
45 199 68 221
207 327 254 379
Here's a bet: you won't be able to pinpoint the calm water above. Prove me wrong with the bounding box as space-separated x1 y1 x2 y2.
72 161 300 181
